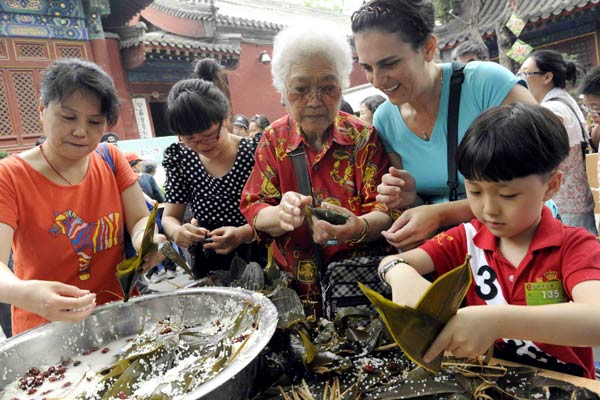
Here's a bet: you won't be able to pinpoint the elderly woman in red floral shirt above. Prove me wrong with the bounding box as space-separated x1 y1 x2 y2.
240 23 392 312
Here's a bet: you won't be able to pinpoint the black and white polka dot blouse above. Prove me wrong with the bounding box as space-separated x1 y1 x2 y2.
162 138 256 231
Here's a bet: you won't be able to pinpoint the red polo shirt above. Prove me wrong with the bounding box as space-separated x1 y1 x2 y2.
421 207 600 379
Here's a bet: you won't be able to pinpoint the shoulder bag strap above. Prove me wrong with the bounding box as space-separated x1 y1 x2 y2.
95 142 116 174
546 96 588 142
546 96 591 166
289 144 314 200
288 142 324 273
447 61 465 202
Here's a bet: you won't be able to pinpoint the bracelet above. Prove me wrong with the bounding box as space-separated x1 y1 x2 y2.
377 258 408 288
347 217 369 245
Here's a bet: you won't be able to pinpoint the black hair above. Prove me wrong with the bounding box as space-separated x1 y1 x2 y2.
40 58 120 127
192 58 231 102
251 114 270 130
351 0 435 50
451 40 489 61
340 98 354 114
360 94 386 113
142 159 157 174
166 78 229 136
457 103 569 182
528 49 577 89
579 66 600 96
35 135 47 146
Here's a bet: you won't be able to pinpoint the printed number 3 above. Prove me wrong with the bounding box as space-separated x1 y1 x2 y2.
475 265 498 300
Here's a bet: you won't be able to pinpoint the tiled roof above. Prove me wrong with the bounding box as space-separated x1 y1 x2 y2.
435 0 600 48
150 0 350 34
111 22 146 48
143 31 241 55
105 0 154 27
215 0 350 33
151 0 215 21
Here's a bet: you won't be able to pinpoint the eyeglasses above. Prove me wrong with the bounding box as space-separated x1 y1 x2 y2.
582 104 600 117
179 122 222 145
516 71 545 78
285 84 342 105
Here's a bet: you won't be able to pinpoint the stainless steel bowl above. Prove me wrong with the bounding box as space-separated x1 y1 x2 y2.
0 287 278 399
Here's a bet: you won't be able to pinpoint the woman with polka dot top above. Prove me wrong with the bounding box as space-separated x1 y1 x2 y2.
161 76 266 278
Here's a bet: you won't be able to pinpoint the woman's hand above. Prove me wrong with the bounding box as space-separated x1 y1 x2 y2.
279 191 312 232
423 306 498 363
376 167 417 209
311 202 363 245
140 233 168 273
382 204 443 250
171 223 210 248
16 280 96 323
204 226 246 255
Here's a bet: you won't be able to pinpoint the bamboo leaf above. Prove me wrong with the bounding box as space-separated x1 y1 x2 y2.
359 256 472 373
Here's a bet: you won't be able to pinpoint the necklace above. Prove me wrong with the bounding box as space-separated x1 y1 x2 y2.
419 69 444 141
39 144 73 185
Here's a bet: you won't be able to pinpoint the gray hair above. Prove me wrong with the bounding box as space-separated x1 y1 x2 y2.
142 159 158 174
451 40 489 61
271 23 353 94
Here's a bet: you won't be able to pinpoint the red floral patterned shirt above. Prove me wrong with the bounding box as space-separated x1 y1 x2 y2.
241 112 389 307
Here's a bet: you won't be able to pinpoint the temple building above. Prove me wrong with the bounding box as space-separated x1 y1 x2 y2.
1 0 599 152
437 0 600 70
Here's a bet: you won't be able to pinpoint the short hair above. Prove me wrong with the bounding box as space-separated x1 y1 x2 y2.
351 0 435 51
40 58 120 127
251 114 270 130
579 66 600 97
192 58 231 102
360 94 386 114
271 23 353 94
528 49 577 89
451 40 489 61
142 159 157 174
457 103 569 182
166 78 229 136
340 99 354 114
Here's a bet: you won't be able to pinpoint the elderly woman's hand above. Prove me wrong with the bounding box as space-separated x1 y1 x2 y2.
311 202 365 245
279 191 312 231
376 167 417 209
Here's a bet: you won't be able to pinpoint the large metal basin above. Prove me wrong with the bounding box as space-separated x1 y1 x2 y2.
0 287 278 399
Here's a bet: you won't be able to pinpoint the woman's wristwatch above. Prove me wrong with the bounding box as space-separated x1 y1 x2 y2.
377 258 408 288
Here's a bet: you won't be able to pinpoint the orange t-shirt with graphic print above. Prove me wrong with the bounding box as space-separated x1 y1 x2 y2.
0 144 138 334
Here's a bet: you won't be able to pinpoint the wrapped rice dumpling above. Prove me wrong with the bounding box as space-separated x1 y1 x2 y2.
360 256 472 373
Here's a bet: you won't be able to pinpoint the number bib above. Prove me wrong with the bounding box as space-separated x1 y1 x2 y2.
525 281 565 305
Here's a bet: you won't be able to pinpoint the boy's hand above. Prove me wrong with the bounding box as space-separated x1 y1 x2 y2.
423 306 498 362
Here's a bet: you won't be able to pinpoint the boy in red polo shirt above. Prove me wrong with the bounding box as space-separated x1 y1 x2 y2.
378 103 600 379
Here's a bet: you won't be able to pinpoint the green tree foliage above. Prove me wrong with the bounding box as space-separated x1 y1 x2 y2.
434 0 462 24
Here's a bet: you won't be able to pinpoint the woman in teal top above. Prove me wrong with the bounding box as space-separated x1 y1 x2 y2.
351 0 537 249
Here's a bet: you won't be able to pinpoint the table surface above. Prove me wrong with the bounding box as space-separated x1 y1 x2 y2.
491 358 600 393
